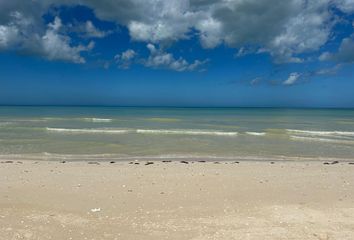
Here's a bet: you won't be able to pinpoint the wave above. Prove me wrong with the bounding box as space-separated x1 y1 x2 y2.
245 132 266 136
136 129 238 136
0 122 12 126
290 136 354 145
287 129 354 137
46 127 129 134
46 127 238 136
84 118 112 123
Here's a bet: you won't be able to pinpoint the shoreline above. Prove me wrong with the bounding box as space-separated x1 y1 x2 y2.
1 154 354 163
1 159 354 239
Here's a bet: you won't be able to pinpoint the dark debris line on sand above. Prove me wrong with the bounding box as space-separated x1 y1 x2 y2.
88 162 100 165
324 161 340 165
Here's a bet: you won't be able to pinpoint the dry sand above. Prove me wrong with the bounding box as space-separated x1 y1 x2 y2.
1 160 354 240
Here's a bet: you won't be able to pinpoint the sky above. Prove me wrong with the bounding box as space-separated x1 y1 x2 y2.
0 0 354 107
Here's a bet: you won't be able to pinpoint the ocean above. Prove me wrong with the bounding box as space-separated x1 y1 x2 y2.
0 106 354 161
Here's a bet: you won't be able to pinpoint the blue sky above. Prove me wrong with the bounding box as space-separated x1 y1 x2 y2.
0 1 354 107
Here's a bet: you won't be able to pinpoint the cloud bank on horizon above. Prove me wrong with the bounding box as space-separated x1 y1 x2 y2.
0 0 354 81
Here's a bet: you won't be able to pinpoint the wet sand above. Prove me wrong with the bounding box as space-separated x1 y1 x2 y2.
1 160 354 240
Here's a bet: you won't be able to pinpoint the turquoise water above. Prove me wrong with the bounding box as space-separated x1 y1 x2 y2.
0 106 354 161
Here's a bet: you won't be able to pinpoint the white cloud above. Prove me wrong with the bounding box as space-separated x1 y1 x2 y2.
42 18 85 63
85 21 107 38
0 0 354 65
334 0 354 13
195 17 223 48
320 35 354 63
143 43 207 71
0 25 19 49
0 14 93 63
71 20 110 38
283 72 301 85
114 44 207 71
115 49 137 69
250 77 261 85
315 64 342 75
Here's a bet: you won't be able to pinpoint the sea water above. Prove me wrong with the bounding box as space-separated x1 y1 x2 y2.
0 106 354 161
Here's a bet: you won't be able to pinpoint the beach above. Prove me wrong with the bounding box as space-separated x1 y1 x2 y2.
1 160 354 240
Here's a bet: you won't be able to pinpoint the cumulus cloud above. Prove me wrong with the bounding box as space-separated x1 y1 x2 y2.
0 9 93 63
114 44 207 71
78 0 349 63
0 25 18 49
283 72 301 85
320 35 354 63
334 0 354 13
315 64 342 75
85 21 108 38
0 0 354 65
115 49 137 69
70 20 110 38
143 43 208 71
40 17 94 63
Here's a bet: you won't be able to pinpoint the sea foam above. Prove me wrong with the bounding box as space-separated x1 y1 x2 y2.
84 118 113 123
245 132 266 136
287 129 354 137
46 127 238 136
46 127 129 134
136 129 238 136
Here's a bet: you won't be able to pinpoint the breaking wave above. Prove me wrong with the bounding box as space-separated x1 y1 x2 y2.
136 129 238 136
245 132 266 136
83 118 113 123
46 127 129 134
287 129 354 137
287 129 354 145
46 127 238 136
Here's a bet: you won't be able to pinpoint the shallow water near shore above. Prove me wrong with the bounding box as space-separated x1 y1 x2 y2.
1 106 354 161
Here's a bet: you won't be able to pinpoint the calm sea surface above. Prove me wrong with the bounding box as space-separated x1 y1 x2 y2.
1 106 354 161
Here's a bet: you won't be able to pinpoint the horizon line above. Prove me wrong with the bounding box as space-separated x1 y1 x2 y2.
1 105 354 110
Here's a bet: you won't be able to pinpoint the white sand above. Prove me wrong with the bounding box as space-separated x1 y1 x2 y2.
1 160 354 239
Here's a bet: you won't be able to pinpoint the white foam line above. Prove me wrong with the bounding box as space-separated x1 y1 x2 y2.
245 132 266 136
136 129 238 136
46 127 239 136
84 118 112 123
287 129 354 137
0 122 12 126
290 135 354 144
46 127 129 134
